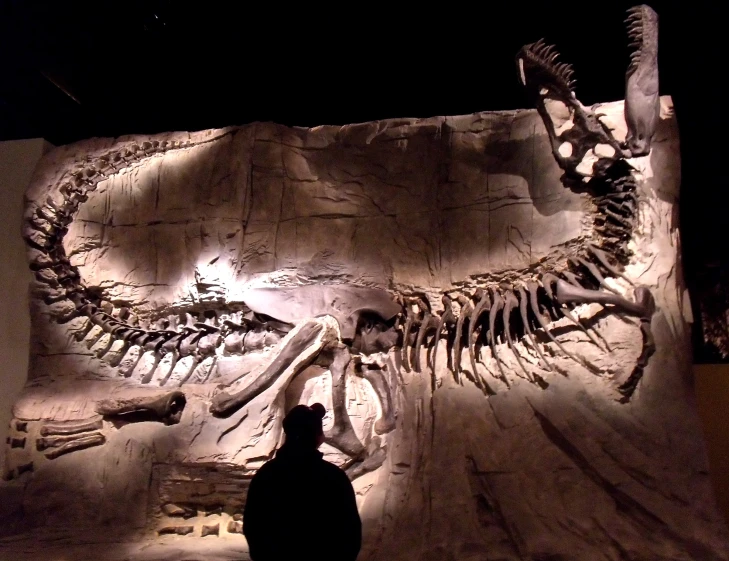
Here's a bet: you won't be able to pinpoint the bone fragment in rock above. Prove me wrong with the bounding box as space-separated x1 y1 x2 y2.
11 462 34 479
162 503 197 518
10 437 26 448
345 445 387 481
324 346 365 458
487 291 510 387
158 525 194 536
517 285 552 371
14 420 28 433
96 390 187 425
44 433 106 459
202 505 223 516
210 321 324 417
36 431 103 451
502 290 532 382
554 278 651 317
431 295 456 374
40 418 103 436
361 366 396 435
227 520 243 534
201 523 220 537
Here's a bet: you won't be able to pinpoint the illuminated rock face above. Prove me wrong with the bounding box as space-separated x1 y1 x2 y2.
1 97 728 561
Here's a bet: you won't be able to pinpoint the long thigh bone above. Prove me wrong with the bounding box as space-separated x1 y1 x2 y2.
210 321 326 417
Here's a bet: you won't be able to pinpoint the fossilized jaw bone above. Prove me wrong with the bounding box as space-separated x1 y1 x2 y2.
624 4 660 157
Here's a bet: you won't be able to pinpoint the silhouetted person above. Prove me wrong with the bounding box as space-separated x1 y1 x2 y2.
243 403 362 561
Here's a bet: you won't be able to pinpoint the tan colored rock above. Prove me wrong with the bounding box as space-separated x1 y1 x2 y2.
0 98 727 561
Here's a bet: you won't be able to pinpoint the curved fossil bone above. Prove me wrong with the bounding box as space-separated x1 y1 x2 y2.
467 290 491 380
210 321 325 418
431 295 456 374
617 288 656 398
487 291 510 387
452 293 473 381
502 289 532 382
516 284 552 371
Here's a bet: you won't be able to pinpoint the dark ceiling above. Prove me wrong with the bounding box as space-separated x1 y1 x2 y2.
1 0 727 359
0 0 703 144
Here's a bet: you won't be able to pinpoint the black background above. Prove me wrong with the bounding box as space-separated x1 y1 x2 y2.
0 0 724 360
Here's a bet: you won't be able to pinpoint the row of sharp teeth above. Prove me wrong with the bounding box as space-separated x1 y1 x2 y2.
525 39 576 90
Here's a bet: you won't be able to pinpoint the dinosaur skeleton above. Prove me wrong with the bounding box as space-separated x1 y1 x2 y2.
20 5 661 476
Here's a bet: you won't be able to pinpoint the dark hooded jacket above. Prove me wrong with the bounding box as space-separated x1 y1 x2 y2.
243 442 362 561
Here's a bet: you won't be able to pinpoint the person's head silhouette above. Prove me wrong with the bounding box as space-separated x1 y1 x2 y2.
282 403 326 448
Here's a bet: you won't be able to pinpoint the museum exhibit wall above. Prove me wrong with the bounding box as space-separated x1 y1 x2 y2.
694 364 729 524
1 91 729 561
0 138 51 471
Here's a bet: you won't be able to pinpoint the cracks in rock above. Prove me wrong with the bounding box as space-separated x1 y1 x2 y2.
36 351 95 357
528 400 671 534
465 455 525 557
74 217 242 228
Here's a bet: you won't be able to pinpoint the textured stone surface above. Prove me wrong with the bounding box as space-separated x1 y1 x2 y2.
1 97 728 560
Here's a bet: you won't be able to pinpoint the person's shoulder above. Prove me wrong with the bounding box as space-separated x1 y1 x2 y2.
250 457 280 481
318 458 352 483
